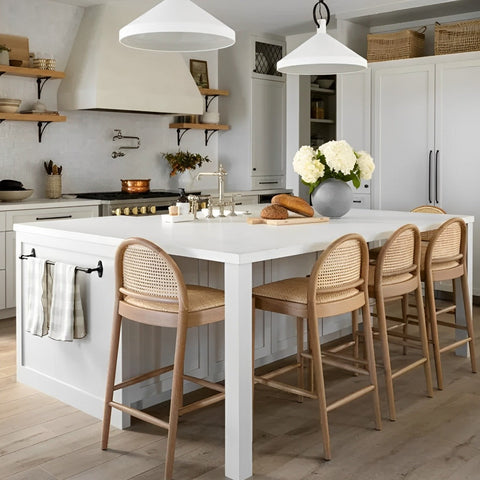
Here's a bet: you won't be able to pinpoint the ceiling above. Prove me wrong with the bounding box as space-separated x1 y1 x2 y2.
51 0 480 35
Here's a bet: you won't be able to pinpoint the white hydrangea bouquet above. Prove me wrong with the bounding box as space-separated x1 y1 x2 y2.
293 140 375 194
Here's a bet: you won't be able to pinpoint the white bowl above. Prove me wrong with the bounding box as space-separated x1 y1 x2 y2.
0 189 33 202
0 98 21 105
316 79 334 89
0 105 19 113
200 112 220 124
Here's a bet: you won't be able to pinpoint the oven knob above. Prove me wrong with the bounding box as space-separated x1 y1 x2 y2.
131 207 139 216
112 208 122 216
149 206 156 214
123 207 130 216
140 206 147 215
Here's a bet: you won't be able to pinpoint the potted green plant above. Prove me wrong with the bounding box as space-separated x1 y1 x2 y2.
0 44 10 66
163 150 210 177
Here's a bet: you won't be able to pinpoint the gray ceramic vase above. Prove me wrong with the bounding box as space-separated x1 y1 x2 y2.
311 178 353 218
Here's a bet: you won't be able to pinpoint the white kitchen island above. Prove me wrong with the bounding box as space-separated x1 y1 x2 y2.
15 208 474 480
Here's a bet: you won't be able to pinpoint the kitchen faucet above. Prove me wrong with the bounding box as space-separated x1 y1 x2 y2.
196 164 228 216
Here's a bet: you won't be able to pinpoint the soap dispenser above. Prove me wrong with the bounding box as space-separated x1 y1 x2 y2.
176 188 190 215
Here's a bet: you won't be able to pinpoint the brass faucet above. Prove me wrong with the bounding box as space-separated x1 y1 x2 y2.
196 164 228 217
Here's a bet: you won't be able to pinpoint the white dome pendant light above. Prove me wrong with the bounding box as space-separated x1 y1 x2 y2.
277 0 367 75
119 0 235 52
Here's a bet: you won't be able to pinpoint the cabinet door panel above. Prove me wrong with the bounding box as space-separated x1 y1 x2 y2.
436 59 480 294
6 231 14 308
0 232 5 270
337 69 371 151
0 271 4 310
373 65 435 210
251 78 285 177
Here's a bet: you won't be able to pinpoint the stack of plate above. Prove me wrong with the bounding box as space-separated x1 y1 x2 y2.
0 98 21 113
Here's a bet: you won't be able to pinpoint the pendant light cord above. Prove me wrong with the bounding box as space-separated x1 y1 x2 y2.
313 0 330 27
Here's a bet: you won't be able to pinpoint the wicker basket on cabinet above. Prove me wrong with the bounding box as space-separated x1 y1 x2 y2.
367 28 425 62
434 18 480 55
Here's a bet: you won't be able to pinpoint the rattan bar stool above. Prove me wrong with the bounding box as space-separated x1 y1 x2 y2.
422 218 477 390
253 233 382 461
102 237 225 480
411 205 447 243
370 205 447 262
368 224 433 421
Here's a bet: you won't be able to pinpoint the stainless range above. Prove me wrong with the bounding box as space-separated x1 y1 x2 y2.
76 190 182 216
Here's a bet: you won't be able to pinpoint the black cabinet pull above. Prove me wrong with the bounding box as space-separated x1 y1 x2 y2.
36 215 73 221
428 150 432 203
435 150 439 204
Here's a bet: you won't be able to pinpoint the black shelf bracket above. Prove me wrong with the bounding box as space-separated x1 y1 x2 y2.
36 77 50 99
204 94 219 112
38 121 52 143
204 129 218 146
176 127 190 146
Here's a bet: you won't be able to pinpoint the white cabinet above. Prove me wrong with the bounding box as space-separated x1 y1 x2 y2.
336 69 372 207
372 63 435 211
0 212 5 310
251 77 286 179
219 33 286 191
2 204 99 312
371 53 480 293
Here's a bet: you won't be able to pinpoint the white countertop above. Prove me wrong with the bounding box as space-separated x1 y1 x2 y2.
0 197 101 211
14 207 474 265
199 188 292 197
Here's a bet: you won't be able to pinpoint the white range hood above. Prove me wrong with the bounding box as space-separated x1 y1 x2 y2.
57 1 203 115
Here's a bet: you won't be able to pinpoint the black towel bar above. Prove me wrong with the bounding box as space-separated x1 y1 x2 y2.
19 248 103 278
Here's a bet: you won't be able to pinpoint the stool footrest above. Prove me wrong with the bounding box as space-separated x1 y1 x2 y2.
109 401 170 430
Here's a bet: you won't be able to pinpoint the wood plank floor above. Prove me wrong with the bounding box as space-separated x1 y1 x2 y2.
1 307 479 480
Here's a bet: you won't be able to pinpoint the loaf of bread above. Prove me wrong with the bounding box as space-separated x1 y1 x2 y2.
260 204 289 220
272 194 314 217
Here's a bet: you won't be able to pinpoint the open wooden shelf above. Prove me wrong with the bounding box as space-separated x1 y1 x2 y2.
199 88 229 97
310 85 335 95
0 112 66 122
169 122 229 131
0 113 66 142
169 88 230 145
169 122 230 146
0 64 65 79
198 87 229 112
310 118 335 124
0 65 67 141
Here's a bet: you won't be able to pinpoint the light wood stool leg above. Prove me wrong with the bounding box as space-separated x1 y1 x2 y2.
297 316 305 402
461 274 477 374
376 295 396 421
308 314 331 461
352 310 359 371
426 279 443 390
402 294 409 355
361 303 382 431
415 286 434 398
165 319 188 480
102 311 122 450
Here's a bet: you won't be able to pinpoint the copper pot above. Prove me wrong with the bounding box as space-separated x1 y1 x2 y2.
121 179 151 193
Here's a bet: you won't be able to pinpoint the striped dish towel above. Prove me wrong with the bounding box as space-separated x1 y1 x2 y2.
25 257 48 336
48 262 86 341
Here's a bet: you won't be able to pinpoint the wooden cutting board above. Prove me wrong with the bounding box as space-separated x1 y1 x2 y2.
247 216 329 225
0 34 29 66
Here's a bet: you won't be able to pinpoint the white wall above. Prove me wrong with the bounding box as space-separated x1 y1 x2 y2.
0 0 220 197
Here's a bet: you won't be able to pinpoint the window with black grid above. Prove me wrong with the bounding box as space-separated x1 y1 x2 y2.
254 41 283 77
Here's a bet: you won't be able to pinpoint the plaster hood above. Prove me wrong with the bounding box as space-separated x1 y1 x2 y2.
57 2 203 115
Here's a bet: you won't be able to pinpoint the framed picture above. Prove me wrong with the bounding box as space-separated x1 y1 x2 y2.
189 59 209 89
